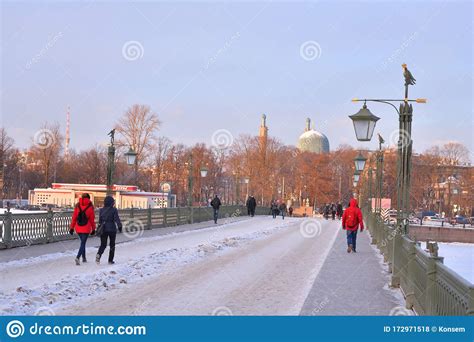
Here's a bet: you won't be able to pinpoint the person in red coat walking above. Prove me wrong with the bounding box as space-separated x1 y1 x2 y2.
342 198 364 253
70 193 96 265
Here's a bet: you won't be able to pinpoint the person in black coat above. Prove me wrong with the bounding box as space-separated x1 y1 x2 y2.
210 195 222 224
96 196 122 265
248 196 257 217
336 202 343 220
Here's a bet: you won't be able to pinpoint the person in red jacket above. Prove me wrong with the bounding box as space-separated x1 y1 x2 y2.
70 193 96 265
342 198 364 253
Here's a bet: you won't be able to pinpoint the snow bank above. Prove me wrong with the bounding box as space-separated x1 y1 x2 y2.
438 242 474 283
0 218 295 315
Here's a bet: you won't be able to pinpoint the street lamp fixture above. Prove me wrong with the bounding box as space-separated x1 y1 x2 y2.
354 152 367 172
353 170 361 183
124 147 137 165
353 181 358 188
243 177 250 184
200 167 208 178
349 102 380 141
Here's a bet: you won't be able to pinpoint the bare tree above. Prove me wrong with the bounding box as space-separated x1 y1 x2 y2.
0 128 14 205
115 104 161 186
151 136 172 191
29 123 63 187
440 142 470 166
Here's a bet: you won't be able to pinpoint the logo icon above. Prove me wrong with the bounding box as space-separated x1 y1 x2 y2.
6 320 25 338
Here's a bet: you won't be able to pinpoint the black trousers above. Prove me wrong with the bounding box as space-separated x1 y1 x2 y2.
98 231 116 262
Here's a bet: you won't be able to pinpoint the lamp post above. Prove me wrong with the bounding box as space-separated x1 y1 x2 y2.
186 154 193 207
375 137 385 222
106 130 116 196
349 64 426 234
244 177 250 199
200 166 208 206
106 130 136 196
367 167 373 212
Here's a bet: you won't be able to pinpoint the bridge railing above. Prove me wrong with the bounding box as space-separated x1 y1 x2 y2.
0 205 251 249
363 208 474 316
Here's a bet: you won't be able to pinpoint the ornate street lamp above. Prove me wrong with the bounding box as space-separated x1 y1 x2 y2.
243 177 250 199
354 152 367 172
349 64 426 236
200 166 208 207
200 167 208 178
124 147 137 166
349 103 380 141
353 170 361 183
106 131 139 196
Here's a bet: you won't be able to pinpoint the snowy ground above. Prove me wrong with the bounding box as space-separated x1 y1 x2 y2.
438 242 474 283
0 216 401 316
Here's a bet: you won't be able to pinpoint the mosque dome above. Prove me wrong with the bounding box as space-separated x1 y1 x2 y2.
297 118 330 154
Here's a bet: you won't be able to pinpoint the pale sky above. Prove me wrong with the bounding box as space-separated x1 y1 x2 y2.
1 0 473 155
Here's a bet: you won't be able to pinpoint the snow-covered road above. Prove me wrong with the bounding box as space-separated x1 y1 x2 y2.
0 217 340 315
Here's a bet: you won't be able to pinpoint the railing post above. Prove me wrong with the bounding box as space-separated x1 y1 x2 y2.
47 208 53 242
4 209 12 248
467 286 474 316
391 231 402 287
177 207 181 225
147 206 152 229
425 256 443 315
190 207 194 224
371 213 377 245
163 207 167 227
404 240 416 309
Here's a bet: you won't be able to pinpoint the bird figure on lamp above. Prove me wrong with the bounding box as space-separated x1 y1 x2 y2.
402 63 416 86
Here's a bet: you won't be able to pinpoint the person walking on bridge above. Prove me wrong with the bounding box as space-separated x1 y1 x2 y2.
247 195 257 217
342 198 364 253
70 193 96 265
96 196 122 265
279 201 287 220
210 195 222 224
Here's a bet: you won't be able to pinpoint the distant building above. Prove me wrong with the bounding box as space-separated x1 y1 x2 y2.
29 183 176 209
297 118 330 154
